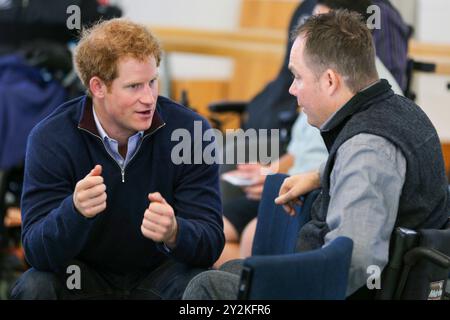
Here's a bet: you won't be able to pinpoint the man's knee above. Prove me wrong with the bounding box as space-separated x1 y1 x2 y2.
219 259 244 275
183 270 240 300
9 268 63 300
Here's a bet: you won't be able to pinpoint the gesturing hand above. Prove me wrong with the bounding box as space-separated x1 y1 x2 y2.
274 170 321 215
141 192 178 248
73 165 107 218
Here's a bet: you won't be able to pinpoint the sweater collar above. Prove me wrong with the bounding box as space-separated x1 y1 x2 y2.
319 79 394 151
321 79 393 133
78 96 165 138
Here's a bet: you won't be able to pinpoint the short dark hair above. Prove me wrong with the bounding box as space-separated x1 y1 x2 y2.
317 0 373 21
292 9 378 93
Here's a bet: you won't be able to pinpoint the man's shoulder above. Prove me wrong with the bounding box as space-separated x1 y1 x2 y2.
337 133 405 167
339 133 397 151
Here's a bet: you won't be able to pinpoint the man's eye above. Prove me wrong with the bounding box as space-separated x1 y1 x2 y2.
129 83 142 89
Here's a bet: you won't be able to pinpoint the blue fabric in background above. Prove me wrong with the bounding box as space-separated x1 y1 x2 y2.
0 54 66 170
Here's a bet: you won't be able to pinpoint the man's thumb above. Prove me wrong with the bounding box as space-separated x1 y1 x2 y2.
148 192 167 204
89 165 102 177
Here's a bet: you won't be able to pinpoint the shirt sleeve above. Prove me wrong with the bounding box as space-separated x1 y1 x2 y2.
323 133 406 296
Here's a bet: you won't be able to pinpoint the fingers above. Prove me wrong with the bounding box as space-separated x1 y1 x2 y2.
74 165 106 218
283 204 296 216
145 203 174 220
282 198 303 216
77 183 106 203
244 184 264 200
274 190 295 205
142 193 177 243
274 176 297 205
142 210 172 231
141 223 170 243
237 163 260 172
77 175 104 190
78 165 103 189
274 176 304 215
84 201 107 217
141 225 160 241
141 207 177 243
79 192 107 210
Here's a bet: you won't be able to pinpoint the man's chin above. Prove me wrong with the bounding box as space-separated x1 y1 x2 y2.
134 120 153 132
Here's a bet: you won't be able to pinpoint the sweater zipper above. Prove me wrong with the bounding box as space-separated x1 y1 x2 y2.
78 123 165 183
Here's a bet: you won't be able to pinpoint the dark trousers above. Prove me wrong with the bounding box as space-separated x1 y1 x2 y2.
9 259 205 300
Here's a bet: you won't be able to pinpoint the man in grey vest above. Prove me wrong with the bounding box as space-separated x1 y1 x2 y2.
183 10 449 299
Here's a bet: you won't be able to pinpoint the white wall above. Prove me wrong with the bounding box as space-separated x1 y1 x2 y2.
416 0 450 44
119 0 240 30
118 0 240 88
412 0 450 141
390 0 416 27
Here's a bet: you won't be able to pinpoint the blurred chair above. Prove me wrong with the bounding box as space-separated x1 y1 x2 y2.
237 174 353 300
404 58 436 101
251 174 319 256
403 26 437 101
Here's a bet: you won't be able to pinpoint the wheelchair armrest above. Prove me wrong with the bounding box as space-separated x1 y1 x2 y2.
208 101 248 114
394 246 450 299
404 247 450 269
412 61 436 73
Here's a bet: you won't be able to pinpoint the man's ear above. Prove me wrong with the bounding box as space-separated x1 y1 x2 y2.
89 77 107 98
322 69 340 96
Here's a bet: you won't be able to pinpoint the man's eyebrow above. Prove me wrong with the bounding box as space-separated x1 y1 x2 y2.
124 73 159 85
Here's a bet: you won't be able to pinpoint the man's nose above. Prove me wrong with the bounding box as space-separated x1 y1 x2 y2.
288 81 296 96
140 84 155 105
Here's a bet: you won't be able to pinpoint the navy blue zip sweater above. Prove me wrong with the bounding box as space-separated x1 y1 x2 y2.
21 95 224 273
